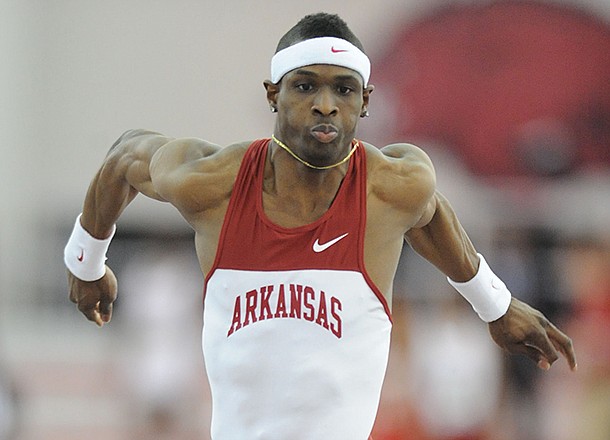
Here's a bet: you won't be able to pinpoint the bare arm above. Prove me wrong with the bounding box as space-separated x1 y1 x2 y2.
404 184 576 371
80 129 173 238
68 130 217 326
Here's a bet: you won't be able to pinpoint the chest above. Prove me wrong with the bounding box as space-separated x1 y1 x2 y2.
261 188 339 228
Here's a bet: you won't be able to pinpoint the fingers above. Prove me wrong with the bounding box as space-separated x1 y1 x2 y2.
527 318 578 371
98 273 118 324
490 298 577 372
99 267 118 324
67 270 79 304
507 328 558 370
507 321 577 372
78 294 116 327
69 288 78 304
68 269 117 327
528 327 560 366
509 344 552 370
98 298 114 324
77 299 104 327
546 321 578 371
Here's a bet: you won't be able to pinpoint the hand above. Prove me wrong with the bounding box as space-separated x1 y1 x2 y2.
488 298 577 371
67 266 118 327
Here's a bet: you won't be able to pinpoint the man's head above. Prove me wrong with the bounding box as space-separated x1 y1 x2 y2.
275 13 365 53
264 13 374 168
270 13 370 87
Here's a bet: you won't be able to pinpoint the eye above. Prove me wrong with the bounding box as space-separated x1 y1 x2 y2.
337 85 354 95
296 83 313 92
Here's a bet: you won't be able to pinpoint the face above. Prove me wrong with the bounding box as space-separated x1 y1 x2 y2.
264 64 373 167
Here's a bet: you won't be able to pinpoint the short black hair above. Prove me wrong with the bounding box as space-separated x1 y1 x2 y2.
275 13 365 53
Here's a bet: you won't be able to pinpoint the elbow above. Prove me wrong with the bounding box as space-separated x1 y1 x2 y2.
108 129 146 153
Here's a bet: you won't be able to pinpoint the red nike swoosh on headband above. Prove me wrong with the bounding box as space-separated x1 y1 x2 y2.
331 46 349 53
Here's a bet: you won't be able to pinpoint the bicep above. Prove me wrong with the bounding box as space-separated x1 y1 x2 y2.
377 143 437 227
150 138 225 213
150 138 218 189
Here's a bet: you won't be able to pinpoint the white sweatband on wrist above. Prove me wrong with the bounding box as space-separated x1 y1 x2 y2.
271 37 371 86
448 254 512 322
64 214 116 282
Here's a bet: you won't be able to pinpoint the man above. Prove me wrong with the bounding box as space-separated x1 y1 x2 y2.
65 13 576 440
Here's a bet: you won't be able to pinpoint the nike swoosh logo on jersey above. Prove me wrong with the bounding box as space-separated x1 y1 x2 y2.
313 233 349 253
491 278 504 290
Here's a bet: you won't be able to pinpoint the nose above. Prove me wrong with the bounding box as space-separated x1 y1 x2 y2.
311 88 338 117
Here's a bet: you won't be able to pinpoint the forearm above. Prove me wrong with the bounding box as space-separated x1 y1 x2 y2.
403 181 575 369
80 129 172 238
64 129 170 317
405 191 479 282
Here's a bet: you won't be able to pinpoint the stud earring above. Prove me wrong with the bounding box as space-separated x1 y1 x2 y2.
270 106 278 113
360 109 369 118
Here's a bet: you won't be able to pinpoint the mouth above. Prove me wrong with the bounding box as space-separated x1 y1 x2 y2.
310 124 338 143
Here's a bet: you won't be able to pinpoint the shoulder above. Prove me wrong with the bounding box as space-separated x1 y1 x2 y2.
159 138 248 163
365 141 434 172
363 142 436 212
187 140 251 172
153 139 254 215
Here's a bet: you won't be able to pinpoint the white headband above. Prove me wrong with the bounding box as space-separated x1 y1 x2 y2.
271 37 371 86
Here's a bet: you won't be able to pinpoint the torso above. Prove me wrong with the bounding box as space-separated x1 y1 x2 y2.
201 139 393 439
188 139 431 307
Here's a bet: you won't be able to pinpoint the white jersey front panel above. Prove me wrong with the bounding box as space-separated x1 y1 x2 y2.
203 268 391 439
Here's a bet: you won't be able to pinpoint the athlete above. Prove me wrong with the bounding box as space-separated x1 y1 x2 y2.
64 13 577 440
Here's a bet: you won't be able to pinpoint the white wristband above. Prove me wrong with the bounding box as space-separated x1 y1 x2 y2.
447 254 512 322
64 214 116 281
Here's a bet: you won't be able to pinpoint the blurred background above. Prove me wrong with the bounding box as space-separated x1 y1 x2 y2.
1 0 609 439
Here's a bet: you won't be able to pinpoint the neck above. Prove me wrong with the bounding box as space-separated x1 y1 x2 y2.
271 134 358 171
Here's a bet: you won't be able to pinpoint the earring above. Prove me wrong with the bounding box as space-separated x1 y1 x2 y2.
270 106 278 113
360 109 369 118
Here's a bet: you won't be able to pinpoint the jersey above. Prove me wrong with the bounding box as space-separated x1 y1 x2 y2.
202 139 392 439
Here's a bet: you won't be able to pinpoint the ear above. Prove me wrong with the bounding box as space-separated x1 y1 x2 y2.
361 84 374 117
263 80 280 110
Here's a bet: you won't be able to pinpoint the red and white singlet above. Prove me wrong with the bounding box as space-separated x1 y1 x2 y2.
203 139 392 439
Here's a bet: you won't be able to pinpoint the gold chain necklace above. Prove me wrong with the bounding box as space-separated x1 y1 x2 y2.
271 134 358 170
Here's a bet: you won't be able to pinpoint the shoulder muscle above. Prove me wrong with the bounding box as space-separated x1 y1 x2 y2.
369 142 436 214
151 139 247 215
